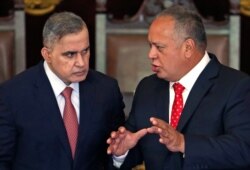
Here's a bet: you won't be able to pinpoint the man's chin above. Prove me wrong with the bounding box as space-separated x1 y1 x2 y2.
156 72 166 80
71 76 87 83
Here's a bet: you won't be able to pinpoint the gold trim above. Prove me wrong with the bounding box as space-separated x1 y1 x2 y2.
25 5 55 16
24 0 61 16
240 0 250 16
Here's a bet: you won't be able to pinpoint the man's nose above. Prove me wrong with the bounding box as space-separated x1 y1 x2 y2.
75 53 85 66
148 47 157 59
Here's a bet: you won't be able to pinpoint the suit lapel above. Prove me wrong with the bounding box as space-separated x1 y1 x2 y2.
155 78 170 122
177 77 213 131
35 63 72 159
74 73 96 161
148 75 169 122
177 55 221 131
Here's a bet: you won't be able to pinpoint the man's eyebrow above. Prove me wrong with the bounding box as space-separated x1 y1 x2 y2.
61 51 78 55
151 42 166 47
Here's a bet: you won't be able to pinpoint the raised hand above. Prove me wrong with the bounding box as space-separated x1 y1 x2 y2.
107 126 147 156
147 117 185 153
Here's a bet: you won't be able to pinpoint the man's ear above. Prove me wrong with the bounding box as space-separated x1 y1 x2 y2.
41 47 51 63
184 38 195 58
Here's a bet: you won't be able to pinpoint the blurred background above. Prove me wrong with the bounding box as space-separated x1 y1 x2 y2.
0 0 250 83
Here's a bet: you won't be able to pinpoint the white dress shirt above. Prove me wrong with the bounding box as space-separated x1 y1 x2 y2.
43 61 80 123
168 52 210 123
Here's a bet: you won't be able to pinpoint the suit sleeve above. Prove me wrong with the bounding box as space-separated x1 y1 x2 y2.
106 80 126 169
109 80 126 130
119 81 145 169
0 90 16 170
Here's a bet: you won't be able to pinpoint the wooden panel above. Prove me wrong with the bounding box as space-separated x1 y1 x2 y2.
0 31 14 82
207 35 229 65
107 34 151 92
0 10 26 76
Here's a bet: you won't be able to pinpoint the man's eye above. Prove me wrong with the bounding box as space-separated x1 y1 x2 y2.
80 47 90 56
63 52 77 58
156 45 164 51
156 45 163 49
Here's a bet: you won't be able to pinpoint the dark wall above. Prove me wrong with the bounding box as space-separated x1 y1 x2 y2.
25 13 49 68
106 0 144 19
25 0 96 69
193 0 229 21
240 15 250 75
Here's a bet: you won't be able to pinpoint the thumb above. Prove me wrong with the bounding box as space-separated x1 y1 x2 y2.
135 128 147 140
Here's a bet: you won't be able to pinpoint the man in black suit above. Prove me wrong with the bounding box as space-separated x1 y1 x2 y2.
0 12 125 170
107 5 250 170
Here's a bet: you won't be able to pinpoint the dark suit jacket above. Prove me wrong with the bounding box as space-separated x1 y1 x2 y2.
0 62 125 170
121 54 250 170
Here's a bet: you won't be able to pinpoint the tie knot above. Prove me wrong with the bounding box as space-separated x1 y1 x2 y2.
62 87 73 99
173 82 185 94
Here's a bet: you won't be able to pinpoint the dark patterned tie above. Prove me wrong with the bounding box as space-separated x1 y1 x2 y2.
170 83 185 129
61 87 78 158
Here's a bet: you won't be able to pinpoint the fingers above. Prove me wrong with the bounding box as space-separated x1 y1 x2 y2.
148 117 185 153
150 117 170 129
106 126 127 155
147 126 161 134
160 132 185 153
106 127 148 156
107 142 117 154
148 117 170 134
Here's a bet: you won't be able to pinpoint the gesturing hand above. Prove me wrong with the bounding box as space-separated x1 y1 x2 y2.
107 126 147 156
147 117 185 153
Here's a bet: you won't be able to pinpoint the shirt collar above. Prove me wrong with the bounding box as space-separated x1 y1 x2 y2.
170 51 210 90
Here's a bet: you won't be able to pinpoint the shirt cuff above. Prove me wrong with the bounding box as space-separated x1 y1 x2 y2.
112 151 129 168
